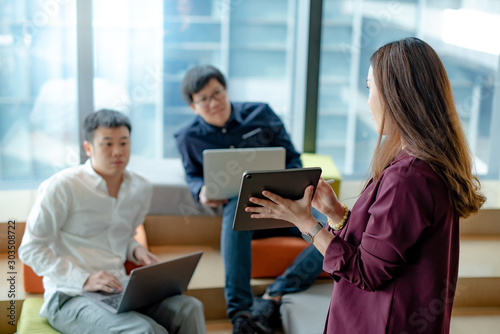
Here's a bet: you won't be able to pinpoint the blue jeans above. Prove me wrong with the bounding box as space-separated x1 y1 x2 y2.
221 197 326 320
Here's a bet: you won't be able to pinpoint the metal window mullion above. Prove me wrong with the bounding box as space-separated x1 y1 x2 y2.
285 0 298 131
221 1 230 77
487 57 500 179
77 0 94 163
155 1 164 159
303 0 323 153
416 0 427 38
291 0 310 153
26 2 34 181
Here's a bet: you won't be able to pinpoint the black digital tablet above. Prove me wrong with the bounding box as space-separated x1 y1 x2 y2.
232 167 322 231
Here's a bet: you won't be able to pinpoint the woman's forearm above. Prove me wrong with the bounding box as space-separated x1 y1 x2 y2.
312 228 334 256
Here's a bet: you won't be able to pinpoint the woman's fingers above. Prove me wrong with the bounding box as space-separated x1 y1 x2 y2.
248 196 275 209
302 185 315 202
246 197 273 218
261 190 288 205
246 187 314 219
318 178 334 195
245 193 282 219
245 206 270 218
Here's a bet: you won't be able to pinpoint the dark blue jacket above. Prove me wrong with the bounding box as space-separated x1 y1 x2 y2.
174 102 302 202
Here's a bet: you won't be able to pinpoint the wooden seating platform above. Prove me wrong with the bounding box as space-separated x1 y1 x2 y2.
2 178 500 333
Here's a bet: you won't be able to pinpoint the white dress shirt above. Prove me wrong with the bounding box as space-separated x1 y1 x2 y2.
19 160 152 317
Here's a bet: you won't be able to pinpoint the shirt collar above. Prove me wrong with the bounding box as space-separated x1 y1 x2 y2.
83 159 131 193
84 159 104 189
197 103 240 134
390 149 411 166
230 102 243 125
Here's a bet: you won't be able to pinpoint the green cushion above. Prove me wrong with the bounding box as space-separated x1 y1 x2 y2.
301 153 342 197
17 298 60 334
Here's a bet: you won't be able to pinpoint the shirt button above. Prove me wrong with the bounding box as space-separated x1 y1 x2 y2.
222 128 227 134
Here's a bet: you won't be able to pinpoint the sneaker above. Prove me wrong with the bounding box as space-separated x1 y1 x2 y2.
232 314 254 334
232 313 273 334
252 297 281 331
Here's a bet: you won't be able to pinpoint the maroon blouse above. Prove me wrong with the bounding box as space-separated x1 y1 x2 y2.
323 151 459 333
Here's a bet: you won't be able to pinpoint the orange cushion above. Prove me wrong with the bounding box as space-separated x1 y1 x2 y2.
23 263 45 294
251 236 329 278
133 224 148 250
23 224 149 294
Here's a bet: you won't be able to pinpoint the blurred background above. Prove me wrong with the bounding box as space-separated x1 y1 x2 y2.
1 0 499 189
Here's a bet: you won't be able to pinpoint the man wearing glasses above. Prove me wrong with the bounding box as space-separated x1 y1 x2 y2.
175 65 325 334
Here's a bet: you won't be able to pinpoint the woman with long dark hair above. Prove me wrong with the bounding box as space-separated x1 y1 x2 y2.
247 37 485 333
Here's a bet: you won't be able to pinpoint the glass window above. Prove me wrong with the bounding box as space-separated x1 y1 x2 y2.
93 0 164 159
0 0 77 188
6 0 497 190
163 0 224 158
316 0 500 179
93 0 299 160
2 0 299 189
228 0 296 128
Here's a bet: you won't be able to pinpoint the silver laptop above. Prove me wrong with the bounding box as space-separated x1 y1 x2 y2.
203 147 286 200
84 251 202 313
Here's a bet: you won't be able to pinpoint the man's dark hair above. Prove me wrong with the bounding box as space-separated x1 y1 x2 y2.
83 109 132 143
181 65 227 104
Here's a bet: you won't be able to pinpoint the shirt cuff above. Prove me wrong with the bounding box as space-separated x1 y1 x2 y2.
76 271 92 290
126 239 141 264
322 234 356 278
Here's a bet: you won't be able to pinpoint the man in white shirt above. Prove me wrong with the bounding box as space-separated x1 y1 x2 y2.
19 109 206 333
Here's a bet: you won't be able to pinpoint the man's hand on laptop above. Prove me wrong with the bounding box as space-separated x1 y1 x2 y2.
199 185 229 207
83 270 124 293
134 246 160 266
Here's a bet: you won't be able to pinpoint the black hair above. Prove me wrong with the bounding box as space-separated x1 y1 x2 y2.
83 109 131 143
180 65 227 104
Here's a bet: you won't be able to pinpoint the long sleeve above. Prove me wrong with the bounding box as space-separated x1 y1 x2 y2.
126 181 153 262
184 165 204 204
19 163 155 318
19 178 91 290
175 133 204 203
173 102 303 203
323 162 433 291
322 153 458 333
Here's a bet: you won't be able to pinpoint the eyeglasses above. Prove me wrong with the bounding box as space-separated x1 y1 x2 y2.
193 88 226 108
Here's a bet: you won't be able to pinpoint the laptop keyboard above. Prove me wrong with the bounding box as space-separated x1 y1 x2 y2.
101 294 121 309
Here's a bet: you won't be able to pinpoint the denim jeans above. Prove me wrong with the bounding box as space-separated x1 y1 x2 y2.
221 197 326 320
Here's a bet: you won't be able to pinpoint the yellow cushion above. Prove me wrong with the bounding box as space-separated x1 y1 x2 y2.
301 153 342 197
17 298 60 334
